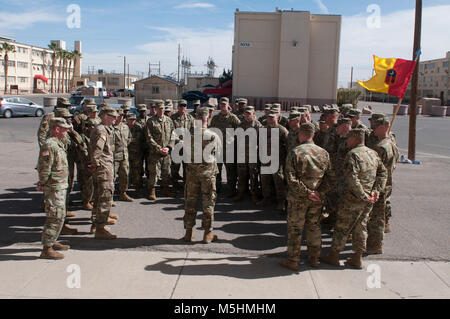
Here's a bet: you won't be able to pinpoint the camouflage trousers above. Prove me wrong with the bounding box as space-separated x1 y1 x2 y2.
184 170 217 231
92 168 114 228
80 168 93 205
367 190 388 248
385 187 393 223
237 163 259 195
129 152 144 190
286 199 323 261
324 181 339 225
42 187 67 247
114 159 130 193
260 166 286 201
331 199 373 254
217 163 237 191
147 154 171 189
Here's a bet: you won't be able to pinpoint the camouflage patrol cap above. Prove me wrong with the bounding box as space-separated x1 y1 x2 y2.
100 104 118 117
164 105 172 112
54 108 73 118
271 104 281 112
126 113 137 120
348 128 366 139
121 104 131 111
56 97 70 108
368 113 386 121
165 99 173 106
244 106 255 113
290 106 300 112
50 117 71 129
85 104 98 113
220 97 229 104
238 98 248 104
323 107 339 115
193 99 201 106
155 100 165 109
298 106 309 113
83 98 95 104
267 109 279 117
117 108 124 116
264 103 272 110
373 118 390 127
303 105 312 112
288 111 302 121
179 99 188 106
299 122 315 133
347 109 362 118
137 104 147 111
337 118 352 126
319 114 326 123
195 107 209 118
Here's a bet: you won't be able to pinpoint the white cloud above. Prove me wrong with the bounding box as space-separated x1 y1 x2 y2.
314 0 329 14
0 10 63 31
174 2 215 9
339 5 450 87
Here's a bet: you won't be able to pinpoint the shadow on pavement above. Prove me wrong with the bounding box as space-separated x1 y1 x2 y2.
0 247 41 261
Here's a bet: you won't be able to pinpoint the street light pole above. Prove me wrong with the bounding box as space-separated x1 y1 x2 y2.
408 0 422 161
123 56 126 96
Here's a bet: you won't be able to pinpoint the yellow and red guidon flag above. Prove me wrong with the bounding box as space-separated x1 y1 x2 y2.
357 55 417 98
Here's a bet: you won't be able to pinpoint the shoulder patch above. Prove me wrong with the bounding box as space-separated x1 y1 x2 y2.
41 150 49 157
100 134 107 141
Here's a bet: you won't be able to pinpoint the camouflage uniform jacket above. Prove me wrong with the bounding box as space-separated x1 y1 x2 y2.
67 130 90 167
322 125 339 165
373 137 399 189
261 124 289 168
210 111 241 146
37 112 55 148
72 113 88 134
113 122 131 161
279 115 289 130
258 114 268 126
237 119 263 163
334 135 349 174
89 124 115 171
145 115 175 155
128 124 145 155
285 141 332 201
37 137 69 190
287 128 301 152
186 127 221 177
171 112 194 142
342 144 388 202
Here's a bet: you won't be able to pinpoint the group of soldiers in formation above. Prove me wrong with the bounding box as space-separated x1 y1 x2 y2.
36 96 399 271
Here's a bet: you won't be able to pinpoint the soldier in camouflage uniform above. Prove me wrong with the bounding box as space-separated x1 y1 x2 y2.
366 118 399 254
286 111 302 152
233 106 263 204
280 122 333 270
321 128 387 269
89 104 119 239
348 109 370 141
37 118 72 260
126 113 145 197
136 104 150 190
209 97 241 197
72 98 96 134
170 99 194 185
233 98 247 121
113 108 133 201
144 100 176 199
257 109 289 211
190 99 201 117
271 104 289 129
313 114 328 148
258 104 272 126
183 107 221 243
37 97 71 149
79 115 98 210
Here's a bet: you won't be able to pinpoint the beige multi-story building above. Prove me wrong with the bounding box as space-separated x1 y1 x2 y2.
134 75 184 105
232 9 341 109
416 51 450 105
0 37 81 93
81 71 140 91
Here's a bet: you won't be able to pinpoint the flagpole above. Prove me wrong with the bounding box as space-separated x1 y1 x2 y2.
388 98 403 134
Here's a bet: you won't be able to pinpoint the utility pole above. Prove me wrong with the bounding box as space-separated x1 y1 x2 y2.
127 63 130 90
350 67 353 88
123 56 126 94
408 0 422 161
177 44 181 82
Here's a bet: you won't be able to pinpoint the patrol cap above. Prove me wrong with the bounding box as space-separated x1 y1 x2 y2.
267 109 279 117
303 105 312 112
299 122 315 133
155 100 165 109
368 113 386 121
126 113 137 120
347 109 362 118
165 99 173 106
272 103 281 109
193 99 201 106
373 118 390 127
195 107 209 118
164 105 172 112
238 98 248 104
264 103 272 110
244 106 255 113
323 107 339 115
121 104 131 111
220 97 229 104
290 106 300 112
319 114 326 123
85 104 98 113
337 118 352 126
56 97 70 108
137 104 147 111
288 111 302 121
50 117 71 129
178 99 188 106
348 128 366 139
116 108 124 116
83 98 95 104
54 108 73 118
298 106 309 113
100 104 118 117
204 102 216 110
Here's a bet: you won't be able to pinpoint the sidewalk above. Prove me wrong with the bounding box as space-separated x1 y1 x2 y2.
1 244 449 299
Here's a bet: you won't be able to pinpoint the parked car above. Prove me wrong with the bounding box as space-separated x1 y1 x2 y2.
113 89 135 97
68 95 104 115
71 86 88 96
109 104 139 116
0 96 45 118
182 90 209 108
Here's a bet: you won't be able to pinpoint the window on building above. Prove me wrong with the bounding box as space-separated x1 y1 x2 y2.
19 77 28 83
7 76 15 84
443 61 448 67
108 77 120 86
152 86 160 94
17 62 28 68
436 81 439 87
425 63 435 70
419 64 424 70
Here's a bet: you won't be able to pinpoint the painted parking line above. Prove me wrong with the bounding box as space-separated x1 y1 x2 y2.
398 148 450 159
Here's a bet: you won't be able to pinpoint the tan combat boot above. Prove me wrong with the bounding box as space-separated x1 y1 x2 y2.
95 226 117 239
202 231 218 244
232 192 245 202
307 256 320 268
60 224 78 235
148 188 156 200
52 242 70 251
40 247 64 260
83 202 93 211
119 192 133 202
89 224 96 234
344 252 363 269
320 249 340 267
366 245 383 255
109 213 119 220
183 228 194 242
279 259 299 271
384 223 391 233
106 217 116 225
66 211 76 218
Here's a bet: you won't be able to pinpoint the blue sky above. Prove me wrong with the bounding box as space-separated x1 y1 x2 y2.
1 0 449 87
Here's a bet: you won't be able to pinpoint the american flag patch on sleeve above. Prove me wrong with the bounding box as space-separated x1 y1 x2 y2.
42 151 49 156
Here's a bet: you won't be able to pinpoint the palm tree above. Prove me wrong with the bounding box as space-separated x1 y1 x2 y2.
48 42 59 93
1 42 16 94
